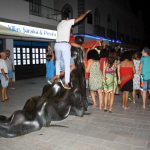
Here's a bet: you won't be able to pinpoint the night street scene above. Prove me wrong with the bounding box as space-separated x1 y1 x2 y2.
0 0 150 150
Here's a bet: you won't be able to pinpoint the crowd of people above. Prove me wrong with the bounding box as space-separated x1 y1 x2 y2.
84 46 150 112
44 10 150 112
45 39 150 112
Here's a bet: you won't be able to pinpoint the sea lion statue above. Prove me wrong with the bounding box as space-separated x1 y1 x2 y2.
0 36 88 138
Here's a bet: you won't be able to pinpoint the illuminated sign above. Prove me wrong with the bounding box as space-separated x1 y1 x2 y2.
0 22 57 39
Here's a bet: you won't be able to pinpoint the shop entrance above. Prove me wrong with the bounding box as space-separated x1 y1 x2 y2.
14 40 48 80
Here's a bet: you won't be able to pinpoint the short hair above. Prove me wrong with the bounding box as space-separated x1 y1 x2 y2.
62 12 69 20
143 47 150 55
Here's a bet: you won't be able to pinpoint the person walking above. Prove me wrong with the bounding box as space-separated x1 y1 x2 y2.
132 51 142 103
119 51 135 110
86 49 103 109
139 47 150 109
54 10 91 89
103 50 119 112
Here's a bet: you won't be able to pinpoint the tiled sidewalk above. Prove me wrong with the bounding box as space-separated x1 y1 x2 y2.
0 77 150 150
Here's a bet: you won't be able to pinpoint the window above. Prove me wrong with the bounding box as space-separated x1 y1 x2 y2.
14 47 46 66
40 48 46 64
29 0 41 16
14 48 21 66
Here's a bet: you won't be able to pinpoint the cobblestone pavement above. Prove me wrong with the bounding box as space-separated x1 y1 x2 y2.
0 77 150 150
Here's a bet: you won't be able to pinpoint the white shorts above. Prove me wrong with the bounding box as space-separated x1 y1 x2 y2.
0 74 9 88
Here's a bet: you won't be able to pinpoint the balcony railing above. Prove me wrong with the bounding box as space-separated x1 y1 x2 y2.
25 0 62 21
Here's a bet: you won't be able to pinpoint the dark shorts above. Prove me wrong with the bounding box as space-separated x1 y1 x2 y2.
121 79 133 92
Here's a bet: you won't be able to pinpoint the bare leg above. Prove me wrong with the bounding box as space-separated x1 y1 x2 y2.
124 91 128 110
122 91 126 108
90 91 97 107
142 91 147 109
2 88 5 101
9 78 14 88
104 92 108 111
97 89 103 110
132 89 136 103
1 88 8 101
4 88 8 100
107 92 111 108
109 91 115 112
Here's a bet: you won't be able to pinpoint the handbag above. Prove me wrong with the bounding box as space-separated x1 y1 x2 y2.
140 74 144 88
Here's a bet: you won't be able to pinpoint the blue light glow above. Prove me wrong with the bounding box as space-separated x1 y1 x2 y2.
74 34 121 44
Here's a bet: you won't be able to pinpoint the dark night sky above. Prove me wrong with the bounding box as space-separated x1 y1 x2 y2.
130 0 150 46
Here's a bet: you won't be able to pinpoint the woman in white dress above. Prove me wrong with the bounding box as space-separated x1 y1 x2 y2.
132 51 142 103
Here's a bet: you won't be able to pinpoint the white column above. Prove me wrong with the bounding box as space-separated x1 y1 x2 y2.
4 38 16 81
4 39 14 60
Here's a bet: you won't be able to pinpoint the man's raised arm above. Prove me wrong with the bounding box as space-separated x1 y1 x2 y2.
75 10 92 24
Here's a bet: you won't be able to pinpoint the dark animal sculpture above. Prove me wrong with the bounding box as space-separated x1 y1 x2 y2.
0 36 88 138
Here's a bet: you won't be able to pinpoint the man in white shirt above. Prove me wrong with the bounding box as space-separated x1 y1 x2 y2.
4 49 15 89
0 52 9 102
54 10 91 89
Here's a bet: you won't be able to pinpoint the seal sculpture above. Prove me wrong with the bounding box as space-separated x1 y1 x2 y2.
0 36 88 138
0 81 85 138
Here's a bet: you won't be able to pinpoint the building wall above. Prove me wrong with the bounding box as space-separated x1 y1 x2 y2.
0 0 145 45
0 0 58 30
0 0 29 22
54 0 144 44
54 0 144 45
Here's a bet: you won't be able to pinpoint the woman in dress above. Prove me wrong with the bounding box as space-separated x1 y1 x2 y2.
132 51 142 103
119 51 135 110
103 50 119 112
86 49 103 109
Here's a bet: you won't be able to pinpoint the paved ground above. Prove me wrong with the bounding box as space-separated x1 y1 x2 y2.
0 77 150 150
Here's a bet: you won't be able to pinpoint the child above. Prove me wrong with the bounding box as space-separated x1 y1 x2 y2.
46 53 55 83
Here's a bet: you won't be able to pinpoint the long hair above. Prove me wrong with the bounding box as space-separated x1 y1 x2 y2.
106 49 117 68
87 49 100 60
120 51 132 61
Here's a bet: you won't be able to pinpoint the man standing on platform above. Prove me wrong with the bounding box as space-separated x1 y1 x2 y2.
54 10 91 89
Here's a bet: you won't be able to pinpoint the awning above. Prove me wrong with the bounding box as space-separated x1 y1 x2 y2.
82 40 102 49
